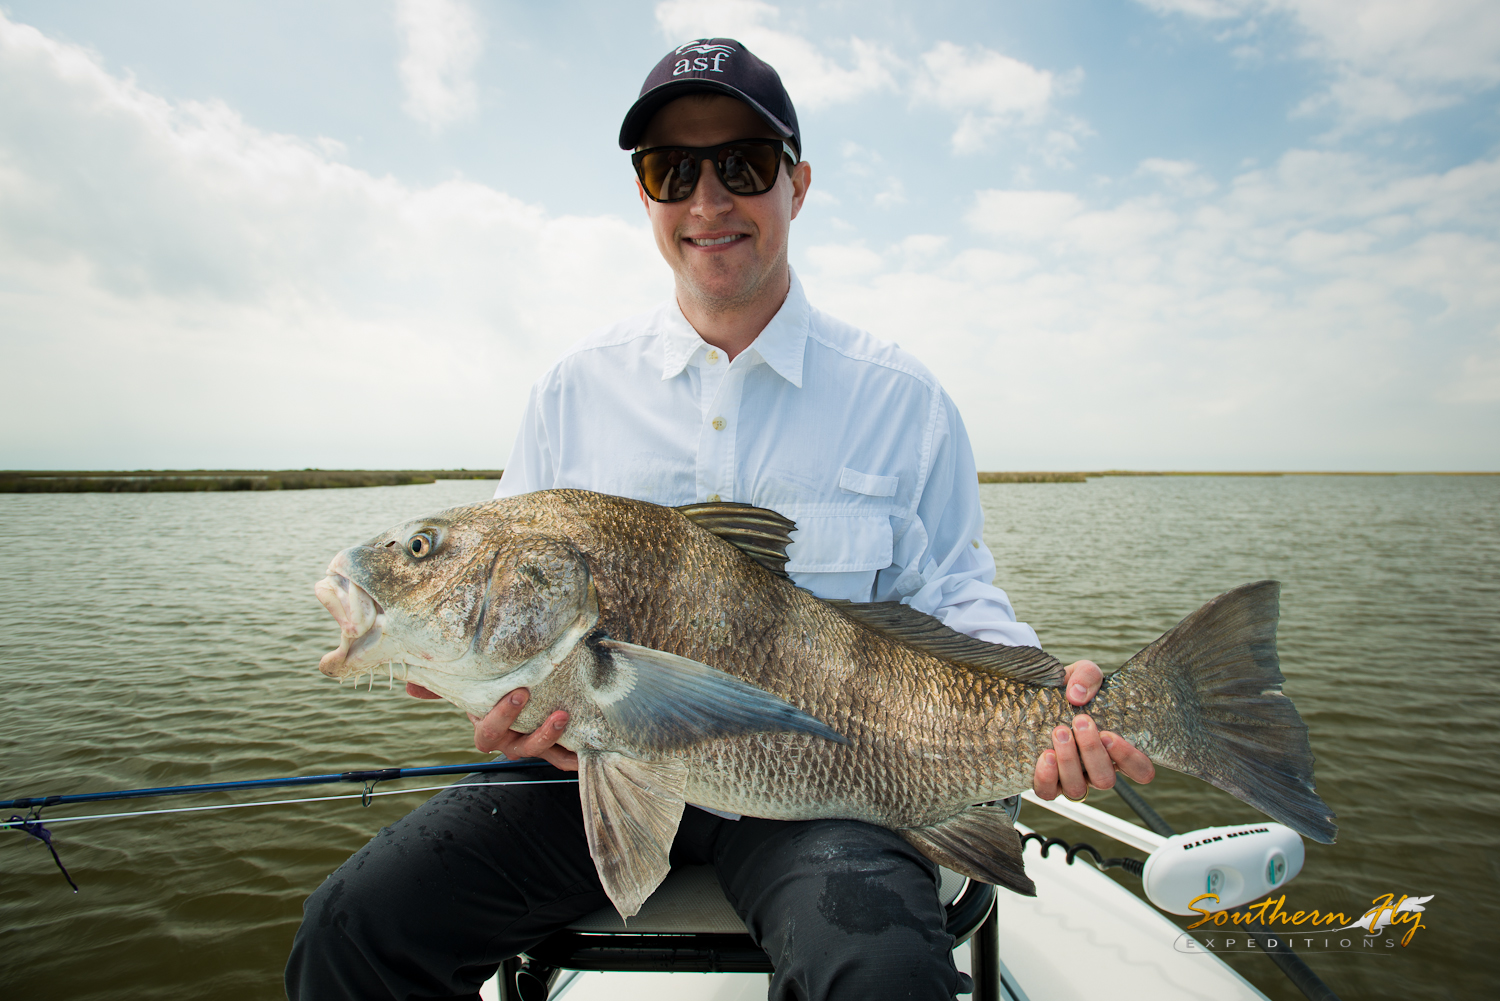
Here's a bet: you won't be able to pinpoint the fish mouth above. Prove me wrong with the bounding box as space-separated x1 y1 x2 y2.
314 562 387 680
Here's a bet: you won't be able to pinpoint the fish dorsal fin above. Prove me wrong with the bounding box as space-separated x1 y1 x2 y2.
827 601 1065 687
676 501 796 579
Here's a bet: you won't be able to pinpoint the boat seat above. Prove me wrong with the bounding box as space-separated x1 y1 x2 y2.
567 861 971 934
498 861 1001 1001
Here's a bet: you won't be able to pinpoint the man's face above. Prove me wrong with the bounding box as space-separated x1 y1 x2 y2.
637 95 811 309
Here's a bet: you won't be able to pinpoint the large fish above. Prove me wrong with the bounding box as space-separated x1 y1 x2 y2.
315 489 1336 917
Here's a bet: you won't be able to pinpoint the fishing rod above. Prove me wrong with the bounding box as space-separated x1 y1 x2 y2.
3 759 570 893
0 759 555 812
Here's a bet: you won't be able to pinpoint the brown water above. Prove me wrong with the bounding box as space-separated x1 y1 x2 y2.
1 477 1496 1000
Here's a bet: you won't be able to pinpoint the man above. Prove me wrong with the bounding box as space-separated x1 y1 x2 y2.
287 39 1153 1001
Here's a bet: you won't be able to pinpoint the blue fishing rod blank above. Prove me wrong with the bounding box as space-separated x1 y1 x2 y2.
0 760 554 811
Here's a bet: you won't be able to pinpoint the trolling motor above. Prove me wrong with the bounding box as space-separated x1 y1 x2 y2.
1021 781 1338 1001
1012 815 1305 912
1141 821 1305 914
1113 783 1337 1001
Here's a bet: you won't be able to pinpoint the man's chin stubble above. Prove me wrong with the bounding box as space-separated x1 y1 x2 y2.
676 250 788 317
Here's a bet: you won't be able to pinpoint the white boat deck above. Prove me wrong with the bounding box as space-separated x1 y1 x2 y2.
483 797 1269 1000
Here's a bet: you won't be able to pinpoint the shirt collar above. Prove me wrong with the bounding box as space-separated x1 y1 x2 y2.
657 270 810 389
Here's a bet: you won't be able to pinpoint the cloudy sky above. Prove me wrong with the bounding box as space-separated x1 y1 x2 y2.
1 0 1496 471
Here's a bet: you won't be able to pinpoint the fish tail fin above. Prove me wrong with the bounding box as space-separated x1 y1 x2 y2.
1108 580 1337 843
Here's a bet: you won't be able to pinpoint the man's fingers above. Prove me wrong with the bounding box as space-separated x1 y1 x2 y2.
1100 731 1156 785
472 689 531 752
1072 714 1117 790
1033 749 1060 800
536 745 581 772
508 710 570 758
1051 725 1088 801
1063 660 1102 707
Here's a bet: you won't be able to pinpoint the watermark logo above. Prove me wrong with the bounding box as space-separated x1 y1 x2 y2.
1174 892 1435 954
1336 893 1433 939
672 40 736 76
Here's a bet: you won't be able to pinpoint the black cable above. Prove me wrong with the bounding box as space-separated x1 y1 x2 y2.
1112 778 1176 836
1243 923 1342 1001
1018 831 1144 875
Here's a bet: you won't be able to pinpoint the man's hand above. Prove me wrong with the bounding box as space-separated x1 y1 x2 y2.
406 682 580 772
1031 660 1154 801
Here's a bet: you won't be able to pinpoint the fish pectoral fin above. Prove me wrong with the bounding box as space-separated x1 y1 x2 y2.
589 639 848 751
899 805 1035 897
579 752 688 919
825 601 1065 687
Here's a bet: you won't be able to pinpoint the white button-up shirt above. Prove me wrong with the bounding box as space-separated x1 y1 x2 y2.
496 272 1039 648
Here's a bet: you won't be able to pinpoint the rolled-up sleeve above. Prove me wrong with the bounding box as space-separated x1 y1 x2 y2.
881 393 1041 648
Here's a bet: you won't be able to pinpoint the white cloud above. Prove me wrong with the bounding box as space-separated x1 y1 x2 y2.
873 177 906 208
0 14 667 468
832 142 908 209
1137 0 1242 15
653 3 1078 157
804 241 884 280
1138 158 1219 197
1454 343 1500 403
967 190 1085 240
395 0 483 130
914 42 1058 118
898 234 951 263
1138 0 1500 126
653 0 898 110
913 42 1070 154
5 11 1494 473
799 150 1500 469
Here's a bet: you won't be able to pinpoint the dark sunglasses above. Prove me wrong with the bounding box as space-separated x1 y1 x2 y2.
632 139 799 203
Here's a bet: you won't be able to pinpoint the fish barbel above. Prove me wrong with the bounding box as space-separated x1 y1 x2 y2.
315 490 1336 917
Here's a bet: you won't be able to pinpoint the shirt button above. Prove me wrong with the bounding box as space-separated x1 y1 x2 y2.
706 350 719 364
711 416 726 431
707 493 721 502
972 539 980 548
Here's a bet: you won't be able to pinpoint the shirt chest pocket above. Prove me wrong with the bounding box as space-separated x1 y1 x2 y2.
784 514 894 573
782 467 898 574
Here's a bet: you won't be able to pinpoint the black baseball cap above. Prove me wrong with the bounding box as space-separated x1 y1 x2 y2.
619 39 801 157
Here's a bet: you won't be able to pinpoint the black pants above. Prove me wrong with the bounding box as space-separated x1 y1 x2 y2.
285 766 970 1001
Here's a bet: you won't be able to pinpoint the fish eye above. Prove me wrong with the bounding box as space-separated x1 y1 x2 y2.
406 532 437 559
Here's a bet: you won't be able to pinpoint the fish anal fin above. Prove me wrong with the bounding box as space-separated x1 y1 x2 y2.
900 804 1035 897
675 502 796 579
829 601 1065 687
590 638 847 751
579 752 688 919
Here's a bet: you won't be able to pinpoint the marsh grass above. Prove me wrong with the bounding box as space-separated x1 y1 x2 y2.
979 470 1496 483
977 472 1088 483
5 469 1492 493
0 470 505 493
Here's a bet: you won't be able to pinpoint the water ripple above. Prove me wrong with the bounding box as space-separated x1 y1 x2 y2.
2 477 1497 999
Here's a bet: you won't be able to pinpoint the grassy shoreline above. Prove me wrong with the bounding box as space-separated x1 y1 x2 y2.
1 468 1494 493
982 470 1498 483
0 470 505 493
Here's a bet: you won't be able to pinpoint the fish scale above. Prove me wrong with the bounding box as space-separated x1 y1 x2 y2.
314 488 1335 918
